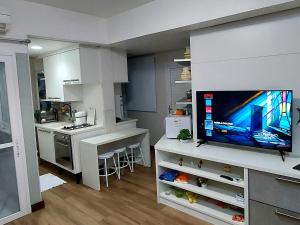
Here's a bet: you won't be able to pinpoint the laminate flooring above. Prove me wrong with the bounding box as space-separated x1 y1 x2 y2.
7 153 211 225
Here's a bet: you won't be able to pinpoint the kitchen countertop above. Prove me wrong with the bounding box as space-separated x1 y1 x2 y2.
35 122 104 135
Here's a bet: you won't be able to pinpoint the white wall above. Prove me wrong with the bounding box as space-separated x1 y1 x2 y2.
128 49 184 145
191 8 300 156
107 0 300 43
0 0 107 43
72 83 104 126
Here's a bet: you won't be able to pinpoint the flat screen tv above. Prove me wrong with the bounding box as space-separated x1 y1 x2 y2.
197 90 293 152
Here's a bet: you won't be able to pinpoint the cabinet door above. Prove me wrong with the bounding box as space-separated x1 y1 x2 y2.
61 49 81 83
43 54 63 101
79 47 101 83
112 50 128 83
37 129 55 163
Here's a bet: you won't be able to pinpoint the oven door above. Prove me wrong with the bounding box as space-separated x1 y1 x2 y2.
54 134 73 170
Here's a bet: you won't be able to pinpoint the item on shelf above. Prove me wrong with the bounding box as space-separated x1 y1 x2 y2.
165 190 171 196
235 193 244 203
224 165 232 173
175 109 186 115
180 67 191 81
293 164 300 171
196 177 208 187
184 46 191 59
159 170 178 182
185 191 198 204
179 158 183 166
186 89 192 101
175 189 184 198
177 129 192 143
175 172 189 183
198 160 203 168
235 178 244 183
232 215 245 222
216 200 228 209
220 174 234 181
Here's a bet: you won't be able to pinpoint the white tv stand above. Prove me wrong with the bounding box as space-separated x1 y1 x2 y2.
155 136 300 225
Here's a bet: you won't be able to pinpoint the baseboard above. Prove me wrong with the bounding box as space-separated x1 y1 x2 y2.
31 200 45 212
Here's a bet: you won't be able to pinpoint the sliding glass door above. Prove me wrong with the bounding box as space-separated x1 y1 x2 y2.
0 55 30 223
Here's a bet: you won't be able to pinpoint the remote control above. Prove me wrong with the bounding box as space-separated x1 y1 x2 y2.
220 175 233 181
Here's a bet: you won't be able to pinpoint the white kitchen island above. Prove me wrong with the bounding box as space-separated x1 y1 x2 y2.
80 128 150 190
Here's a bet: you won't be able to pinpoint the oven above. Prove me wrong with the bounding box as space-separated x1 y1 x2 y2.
54 132 73 170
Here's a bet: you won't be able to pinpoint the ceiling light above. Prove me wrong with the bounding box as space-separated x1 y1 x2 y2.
31 45 43 50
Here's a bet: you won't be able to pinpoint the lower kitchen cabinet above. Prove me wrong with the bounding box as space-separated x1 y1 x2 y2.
37 128 55 163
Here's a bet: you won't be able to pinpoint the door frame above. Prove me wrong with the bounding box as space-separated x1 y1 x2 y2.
0 47 31 224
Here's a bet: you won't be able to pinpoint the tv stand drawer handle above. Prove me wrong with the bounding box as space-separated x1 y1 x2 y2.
275 210 300 221
276 177 300 185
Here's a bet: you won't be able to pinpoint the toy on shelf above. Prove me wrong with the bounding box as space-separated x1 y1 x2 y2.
175 189 184 198
179 158 183 166
198 160 203 168
196 177 208 188
159 170 178 182
235 193 244 203
232 215 245 222
224 165 232 173
185 191 198 203
175 172 189 183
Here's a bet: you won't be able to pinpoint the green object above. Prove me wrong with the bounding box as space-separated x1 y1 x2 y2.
177 129 192 141
175 189 184 198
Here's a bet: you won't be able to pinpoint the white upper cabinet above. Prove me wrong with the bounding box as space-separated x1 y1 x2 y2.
111 49 128 83
43 46 101 102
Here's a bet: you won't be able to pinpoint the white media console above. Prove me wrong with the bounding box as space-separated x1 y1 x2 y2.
155 136 300 225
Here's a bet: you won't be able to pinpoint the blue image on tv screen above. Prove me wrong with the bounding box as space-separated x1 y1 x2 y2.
197 90 293 152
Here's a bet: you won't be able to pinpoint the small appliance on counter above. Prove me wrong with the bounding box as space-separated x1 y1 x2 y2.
165 115 192 139
35 109 58 124
74 111 87 126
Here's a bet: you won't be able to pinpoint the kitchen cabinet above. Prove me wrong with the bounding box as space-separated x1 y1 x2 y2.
112 49 128 83
37 128 55 163
43 46 101 102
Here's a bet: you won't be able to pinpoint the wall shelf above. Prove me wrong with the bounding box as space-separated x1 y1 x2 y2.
174 58 191 66
160 192 244 225
176 97 192 105
174 80 192 84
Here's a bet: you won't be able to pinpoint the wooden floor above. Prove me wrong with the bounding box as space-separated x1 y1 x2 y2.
8 152 211 225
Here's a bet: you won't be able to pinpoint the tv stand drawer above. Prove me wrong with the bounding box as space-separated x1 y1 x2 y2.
249 170 300 213
250 200 300 225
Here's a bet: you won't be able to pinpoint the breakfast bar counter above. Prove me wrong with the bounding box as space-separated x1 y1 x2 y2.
80 128 150 190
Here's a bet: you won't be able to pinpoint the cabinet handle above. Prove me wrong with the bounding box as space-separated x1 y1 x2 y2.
63 79 80 83
275 210 300 221
38 129 51 133
48 97 61 100
276 177 300 185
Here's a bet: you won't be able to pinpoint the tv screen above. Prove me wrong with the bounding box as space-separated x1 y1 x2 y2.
197 90 293 152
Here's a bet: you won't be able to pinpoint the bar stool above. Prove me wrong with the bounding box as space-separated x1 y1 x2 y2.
98 152 118 187
127 143 145 172
113 147 132 179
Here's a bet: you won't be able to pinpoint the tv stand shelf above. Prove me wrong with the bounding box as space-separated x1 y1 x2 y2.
155 136 300 225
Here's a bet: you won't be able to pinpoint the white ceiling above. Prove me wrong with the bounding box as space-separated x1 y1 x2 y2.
28 38 76 57
24 0 154 18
